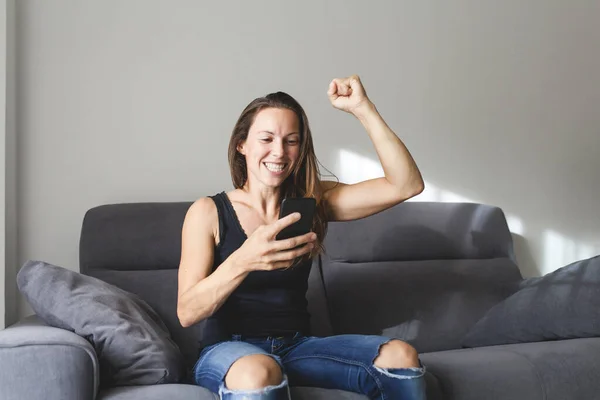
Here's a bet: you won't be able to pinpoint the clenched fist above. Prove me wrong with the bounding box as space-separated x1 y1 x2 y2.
327 75 373 116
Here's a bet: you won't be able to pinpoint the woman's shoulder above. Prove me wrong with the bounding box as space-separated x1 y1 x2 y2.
185 196 220 240
191 190 234 209
189 196 217 212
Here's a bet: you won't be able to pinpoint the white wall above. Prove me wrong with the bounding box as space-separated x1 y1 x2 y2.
13 1 600 321
1 0 16 329
0 0 5 329
4 0 16 329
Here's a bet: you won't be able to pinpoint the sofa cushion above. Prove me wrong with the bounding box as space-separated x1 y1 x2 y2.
321 257 521 353
96 382 441 400
97 384 217 400
16 260 185 387
421 337 600 400
0 316 99 400
463 255 600 347
96 385 367 400
319 201 522 352
85 268 205 375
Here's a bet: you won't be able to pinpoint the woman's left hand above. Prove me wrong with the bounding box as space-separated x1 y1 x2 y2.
327 75 373 116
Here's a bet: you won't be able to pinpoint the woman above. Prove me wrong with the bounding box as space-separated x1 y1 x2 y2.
177 75 426 400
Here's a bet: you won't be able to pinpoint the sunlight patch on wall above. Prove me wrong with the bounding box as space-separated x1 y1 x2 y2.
505 215 525 236
542 230 600 275
336 149 384 184
336 149 525 235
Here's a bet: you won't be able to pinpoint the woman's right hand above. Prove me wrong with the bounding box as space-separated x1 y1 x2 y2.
232 213 317 272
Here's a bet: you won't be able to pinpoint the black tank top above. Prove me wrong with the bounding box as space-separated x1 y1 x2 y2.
200 192 312 346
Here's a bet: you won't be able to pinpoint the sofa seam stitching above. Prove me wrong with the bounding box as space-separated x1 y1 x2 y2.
0 342 100 398
490 348 547 400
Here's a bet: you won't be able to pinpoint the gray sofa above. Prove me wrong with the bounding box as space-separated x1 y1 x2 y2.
2 200 599 400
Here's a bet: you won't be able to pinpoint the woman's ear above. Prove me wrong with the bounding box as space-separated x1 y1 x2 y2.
237 141 246 155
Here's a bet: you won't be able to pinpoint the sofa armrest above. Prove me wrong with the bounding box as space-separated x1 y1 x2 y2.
0 315 99 400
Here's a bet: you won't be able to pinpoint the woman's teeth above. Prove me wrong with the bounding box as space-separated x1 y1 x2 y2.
264 162 286 172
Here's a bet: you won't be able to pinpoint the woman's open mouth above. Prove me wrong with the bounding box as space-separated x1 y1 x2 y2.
263 162 287 175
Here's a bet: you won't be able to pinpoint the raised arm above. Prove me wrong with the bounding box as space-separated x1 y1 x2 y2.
322 75 424 221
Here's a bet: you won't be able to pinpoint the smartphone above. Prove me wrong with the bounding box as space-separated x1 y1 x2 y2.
275 197 317 240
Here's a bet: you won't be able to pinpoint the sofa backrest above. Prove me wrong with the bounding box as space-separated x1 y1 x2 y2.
319 201 523 352
79 200 522 369
79 202 200 369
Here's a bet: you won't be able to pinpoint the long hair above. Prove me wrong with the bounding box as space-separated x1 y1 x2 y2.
228 91 327 259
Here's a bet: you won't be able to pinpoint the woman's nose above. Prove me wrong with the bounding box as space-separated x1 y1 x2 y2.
271 140 285 157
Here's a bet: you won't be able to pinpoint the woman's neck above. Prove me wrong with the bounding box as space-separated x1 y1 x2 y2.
239 182 283 219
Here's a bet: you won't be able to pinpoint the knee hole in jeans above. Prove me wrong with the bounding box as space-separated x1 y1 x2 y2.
224 354 284 391
374 339 420 369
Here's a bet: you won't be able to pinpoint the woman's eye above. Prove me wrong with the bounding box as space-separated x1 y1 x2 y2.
259 138 271 143
287 140 299 145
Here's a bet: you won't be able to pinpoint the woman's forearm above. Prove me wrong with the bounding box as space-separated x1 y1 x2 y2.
177 254 248 328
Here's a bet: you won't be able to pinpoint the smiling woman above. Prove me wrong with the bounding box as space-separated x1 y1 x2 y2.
177 75 426 400
239 109 300 179
226 93 327 257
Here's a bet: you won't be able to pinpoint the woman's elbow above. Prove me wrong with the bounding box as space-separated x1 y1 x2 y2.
177 302 212 328
399 179 424 201
177 300 201 328
412 179 425 197
177 306 193 328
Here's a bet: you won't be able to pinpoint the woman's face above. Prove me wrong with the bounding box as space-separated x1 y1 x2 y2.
238 107 301 189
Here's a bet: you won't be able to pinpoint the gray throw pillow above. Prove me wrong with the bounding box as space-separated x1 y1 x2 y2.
462 255 600 347
17 260 185 387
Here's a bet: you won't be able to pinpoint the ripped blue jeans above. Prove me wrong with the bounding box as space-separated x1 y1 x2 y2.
192 333 426 400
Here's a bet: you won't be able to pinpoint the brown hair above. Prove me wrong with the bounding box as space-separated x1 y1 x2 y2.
228 91 328 260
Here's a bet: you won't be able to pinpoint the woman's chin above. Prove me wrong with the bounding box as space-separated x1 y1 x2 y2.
247 168 292 189
262 167 285 178
261 174 289 188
